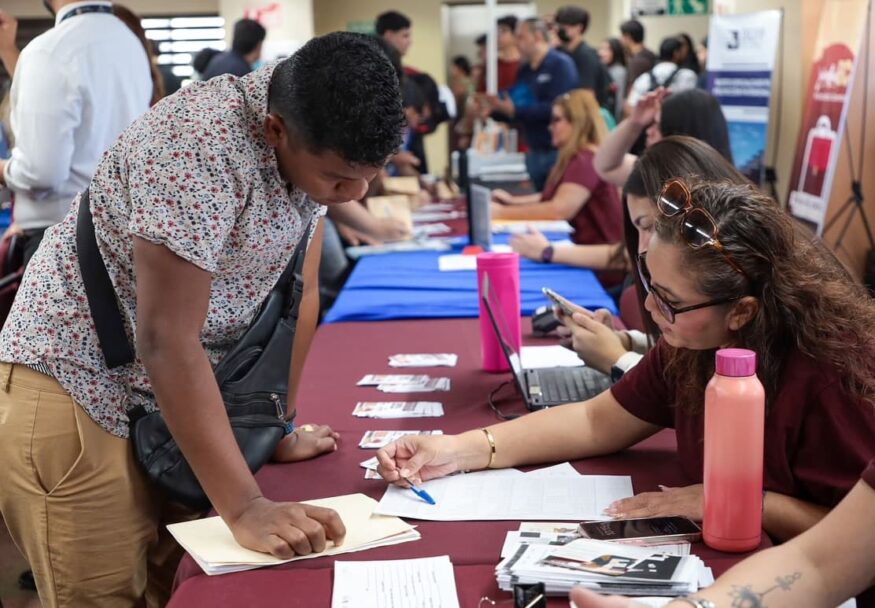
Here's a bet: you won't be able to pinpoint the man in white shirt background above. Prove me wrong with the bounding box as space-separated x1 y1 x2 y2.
626 35 698 110
0 1 151 267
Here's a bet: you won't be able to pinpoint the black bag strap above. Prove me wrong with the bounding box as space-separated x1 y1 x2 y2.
649 66 681 91
76 187 313 370
76 189 136 369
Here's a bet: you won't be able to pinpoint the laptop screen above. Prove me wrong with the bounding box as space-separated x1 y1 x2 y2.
480 273 526 390
469 184 493 250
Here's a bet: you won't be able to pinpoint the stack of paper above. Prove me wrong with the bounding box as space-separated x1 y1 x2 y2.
520 345 584 369
332 555 460 608
352 401 445 419
357 374 451 393
374 465 633 521
495 537 710 597
499 525 691 559
359 430 443 449
388 354 458 368
166 494 420 576
491 219 574 234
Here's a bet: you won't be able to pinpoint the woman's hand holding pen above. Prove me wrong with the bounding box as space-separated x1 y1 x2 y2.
376 432 489 485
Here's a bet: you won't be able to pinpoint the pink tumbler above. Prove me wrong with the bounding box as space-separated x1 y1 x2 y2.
476 252 521 372
703 348 765 552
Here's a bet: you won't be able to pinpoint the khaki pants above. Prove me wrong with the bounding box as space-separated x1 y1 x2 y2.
0 364 197 608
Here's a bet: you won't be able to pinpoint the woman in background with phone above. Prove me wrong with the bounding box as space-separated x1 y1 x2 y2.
570 461 875 608
377 177 875 546
531 137 749 378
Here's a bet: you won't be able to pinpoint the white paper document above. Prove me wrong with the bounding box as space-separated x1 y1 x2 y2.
167 494 419 576
388 354 458 368
359 430 443 449
520 345 584 369
375 468 632 521
353 401 445 419
331 555 460 608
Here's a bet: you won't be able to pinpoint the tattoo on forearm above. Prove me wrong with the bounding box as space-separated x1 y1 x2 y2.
728 572 802 607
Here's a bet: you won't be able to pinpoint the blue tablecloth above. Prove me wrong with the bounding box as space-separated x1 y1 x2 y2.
323 235 617 323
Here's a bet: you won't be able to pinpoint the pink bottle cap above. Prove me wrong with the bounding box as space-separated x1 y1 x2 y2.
715 348 757 377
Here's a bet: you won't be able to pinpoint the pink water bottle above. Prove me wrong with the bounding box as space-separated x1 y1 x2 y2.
476 252 520 372
703 348 765 552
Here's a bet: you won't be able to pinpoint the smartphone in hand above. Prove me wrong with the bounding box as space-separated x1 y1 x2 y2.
542 287 585 318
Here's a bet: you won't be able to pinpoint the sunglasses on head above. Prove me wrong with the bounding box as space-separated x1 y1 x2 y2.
656 178 751 281
636 252 742 324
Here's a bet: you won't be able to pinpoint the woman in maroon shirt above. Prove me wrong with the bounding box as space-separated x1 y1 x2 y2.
490 89 623 250
376 178 875 543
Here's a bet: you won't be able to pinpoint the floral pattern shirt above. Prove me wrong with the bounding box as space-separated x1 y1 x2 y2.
0 62 325 437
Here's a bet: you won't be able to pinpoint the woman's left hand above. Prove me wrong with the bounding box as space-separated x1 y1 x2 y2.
604 484 704 521
509 227 549 261
272 424 340 463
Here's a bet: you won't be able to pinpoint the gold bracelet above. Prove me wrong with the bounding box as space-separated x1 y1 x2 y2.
481 428 496 469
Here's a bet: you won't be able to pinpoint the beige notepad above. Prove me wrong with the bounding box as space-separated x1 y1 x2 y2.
167 493 419 575
382 176 420 195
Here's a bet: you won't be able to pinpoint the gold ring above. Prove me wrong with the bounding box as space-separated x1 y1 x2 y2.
299 424 315 432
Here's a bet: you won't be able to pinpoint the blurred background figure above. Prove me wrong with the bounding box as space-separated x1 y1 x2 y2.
200 17 266 79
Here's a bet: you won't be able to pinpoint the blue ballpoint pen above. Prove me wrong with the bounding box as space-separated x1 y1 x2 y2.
402 476 436 505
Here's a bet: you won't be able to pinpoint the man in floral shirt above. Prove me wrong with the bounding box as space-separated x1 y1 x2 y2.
0 32 404 607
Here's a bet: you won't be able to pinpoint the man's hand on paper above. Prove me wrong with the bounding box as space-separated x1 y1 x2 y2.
272 423 340 462
570 586 649 608
376 435 462 485
229 497 346 559
558 308 626 374
375 217 411 243
603 484 704 522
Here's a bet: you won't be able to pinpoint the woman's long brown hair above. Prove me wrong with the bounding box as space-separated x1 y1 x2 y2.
544 89 607 190
655 180 875 413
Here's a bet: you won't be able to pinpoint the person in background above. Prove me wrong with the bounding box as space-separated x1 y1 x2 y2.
112 4 165 106
697 36 709 89
626 36 698 109
192 46 220 79
491 90 622 287
449 55 473 112
475 15 521 93
554 6 610 108
375 10 412 58
619 19 656 97
677 32 701 75
485 18 578 190
595 87 731 188
0 9 18 77
569 463 875 607
201 17 266 80
0 0 151 268
379 176 875 544
598 37 627 121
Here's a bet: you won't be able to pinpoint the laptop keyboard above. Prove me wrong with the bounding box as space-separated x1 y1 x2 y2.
536 368 589 403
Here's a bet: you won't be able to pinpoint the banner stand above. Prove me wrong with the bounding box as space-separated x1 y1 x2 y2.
822 1 875 257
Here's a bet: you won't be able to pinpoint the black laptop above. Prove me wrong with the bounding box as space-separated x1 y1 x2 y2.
480 273 608 410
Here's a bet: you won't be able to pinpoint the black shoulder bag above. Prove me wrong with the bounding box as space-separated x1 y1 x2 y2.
76 188 310 510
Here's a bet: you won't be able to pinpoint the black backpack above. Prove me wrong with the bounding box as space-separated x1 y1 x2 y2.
648 66 681 91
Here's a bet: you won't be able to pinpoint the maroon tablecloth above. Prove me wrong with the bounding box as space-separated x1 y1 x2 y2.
170 318 769 607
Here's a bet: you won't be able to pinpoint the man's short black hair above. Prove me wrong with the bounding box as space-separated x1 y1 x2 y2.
375 11 411 35
660 36 683 62
554 6 590 32
475 33 487 46
496 15 518 32
620 19 645 44
268 32 404 166
232 18 266 55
